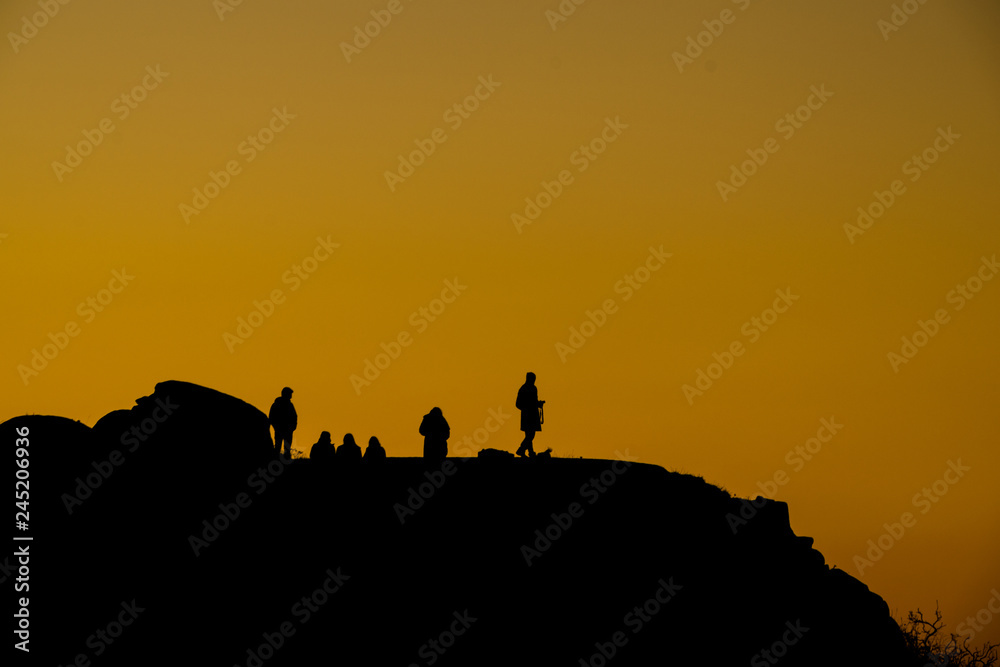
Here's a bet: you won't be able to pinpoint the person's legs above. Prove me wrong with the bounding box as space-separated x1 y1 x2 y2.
275 430 292 458
518 430 535 457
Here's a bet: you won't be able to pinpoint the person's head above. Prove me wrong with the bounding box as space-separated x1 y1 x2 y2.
430 407 443 417
369 436 381 448
343 433 356 446
281 387 293 399
526 372 536 385
318 431 331 444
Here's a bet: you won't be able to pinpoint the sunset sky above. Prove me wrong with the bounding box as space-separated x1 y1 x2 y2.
3 0 999 646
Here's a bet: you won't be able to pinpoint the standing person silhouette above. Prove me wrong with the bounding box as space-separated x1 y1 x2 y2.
419 407 450 462
269 387 297 459
516 372 544 458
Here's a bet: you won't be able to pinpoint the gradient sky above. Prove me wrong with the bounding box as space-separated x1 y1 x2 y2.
3 0 999 647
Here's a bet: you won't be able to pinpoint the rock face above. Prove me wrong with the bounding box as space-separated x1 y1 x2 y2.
2 382 916 667
91 379 274 468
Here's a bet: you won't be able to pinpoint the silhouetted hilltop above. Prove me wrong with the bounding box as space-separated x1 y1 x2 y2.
4 381 916 666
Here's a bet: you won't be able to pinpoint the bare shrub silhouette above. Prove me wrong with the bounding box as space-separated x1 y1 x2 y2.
900 605 998 666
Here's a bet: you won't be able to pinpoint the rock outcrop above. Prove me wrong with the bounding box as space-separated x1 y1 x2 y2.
2 381 916 666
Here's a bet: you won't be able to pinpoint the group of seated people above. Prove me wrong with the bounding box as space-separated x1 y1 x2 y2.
309 432 386 464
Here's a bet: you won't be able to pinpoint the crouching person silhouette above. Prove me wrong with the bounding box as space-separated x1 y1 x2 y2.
363 436 386 464
310 431 336 462
420 407 450 462
337 433 362 465
269 387 297 459
516 372 544 458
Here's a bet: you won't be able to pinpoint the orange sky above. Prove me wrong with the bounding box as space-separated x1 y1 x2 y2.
3 0 999 647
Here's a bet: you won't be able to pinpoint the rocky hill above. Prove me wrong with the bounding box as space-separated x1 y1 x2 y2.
3 381 916 666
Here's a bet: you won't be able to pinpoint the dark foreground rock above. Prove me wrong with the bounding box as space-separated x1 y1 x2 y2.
3 381 916 666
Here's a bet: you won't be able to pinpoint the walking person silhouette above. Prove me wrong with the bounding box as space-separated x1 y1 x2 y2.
515 372 544 458
269 387 297 459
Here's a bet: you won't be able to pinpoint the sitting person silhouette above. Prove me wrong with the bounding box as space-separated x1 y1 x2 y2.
268 387 297 459
337 433 362 464
419 407 450 462
515 372 544 458
310 431 336 462
363 436 386 464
